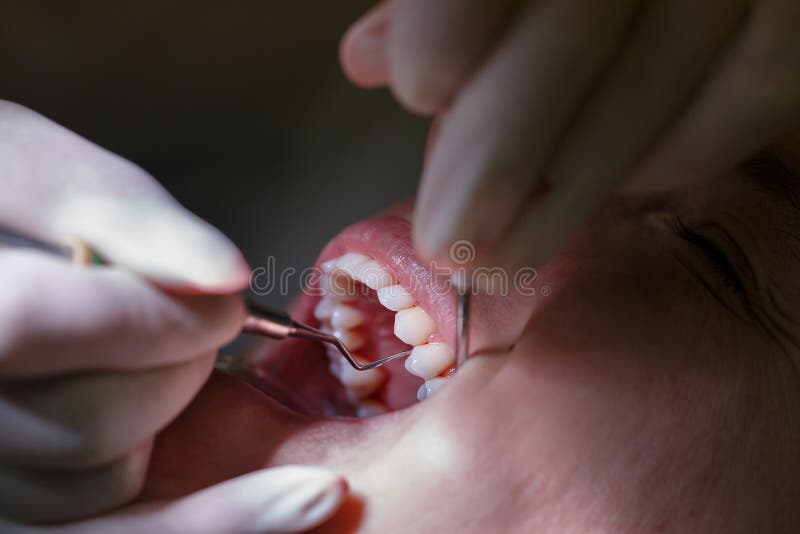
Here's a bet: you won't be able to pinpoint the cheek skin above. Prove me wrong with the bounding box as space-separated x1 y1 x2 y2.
486 221 800 531
263 238 744 531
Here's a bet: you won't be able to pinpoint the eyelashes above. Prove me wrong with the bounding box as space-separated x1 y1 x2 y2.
674 217 747 297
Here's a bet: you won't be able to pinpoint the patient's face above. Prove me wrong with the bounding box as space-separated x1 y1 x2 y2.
142 136 800 533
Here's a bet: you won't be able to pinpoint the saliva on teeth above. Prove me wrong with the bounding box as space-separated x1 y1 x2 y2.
314 252 455 416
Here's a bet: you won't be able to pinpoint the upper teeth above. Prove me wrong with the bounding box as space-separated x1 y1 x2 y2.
330 304 364 330
328 327 366 352
393 306 436 346
314 252 453 412
324 253 395 291
377 284 416 311
313 297 336 321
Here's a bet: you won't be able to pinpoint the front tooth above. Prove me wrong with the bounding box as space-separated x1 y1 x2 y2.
331 253 395 290
377 284 416 311
330 304 364 330
404 342 454 379
321 273 358 300
314 297 335 321
333 253 371 279
394 306 436 346
320 258 338 273
332 329 365 351
354 259 395 290
356 400 387 417
336 364 386 398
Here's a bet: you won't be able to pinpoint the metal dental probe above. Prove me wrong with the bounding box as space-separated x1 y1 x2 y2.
241 300 411 371
0 224 412 371
453 273 471 369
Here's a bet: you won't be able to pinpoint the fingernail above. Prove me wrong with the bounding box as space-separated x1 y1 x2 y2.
248 466 348 533
347 1 390 48
341 2 390 87
53 194 250 293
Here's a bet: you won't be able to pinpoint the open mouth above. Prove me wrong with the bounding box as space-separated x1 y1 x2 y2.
248 214 458 418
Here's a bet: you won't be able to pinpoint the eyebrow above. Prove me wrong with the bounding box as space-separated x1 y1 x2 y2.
741 150 800 209
740 150 800 260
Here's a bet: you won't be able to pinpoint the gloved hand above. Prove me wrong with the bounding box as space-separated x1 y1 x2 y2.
0 101 348 532
341 0 800 270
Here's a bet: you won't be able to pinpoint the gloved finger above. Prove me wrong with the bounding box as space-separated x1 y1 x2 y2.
0 101 249 293
629 0 800 194
413 0 641 266
0 352 215 469
0 251 244 379
32 466 348 534
387 0 516 115
340 0 391 88
507 0 748 268
0 441 152 524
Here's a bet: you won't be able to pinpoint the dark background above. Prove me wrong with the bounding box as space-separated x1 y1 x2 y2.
0 0 427 307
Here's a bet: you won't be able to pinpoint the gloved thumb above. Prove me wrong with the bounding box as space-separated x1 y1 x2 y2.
8 466 350 534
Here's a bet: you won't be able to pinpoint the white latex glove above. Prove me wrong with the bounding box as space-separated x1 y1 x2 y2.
1 466 348 534
0 101 348 532
342 0 800 271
